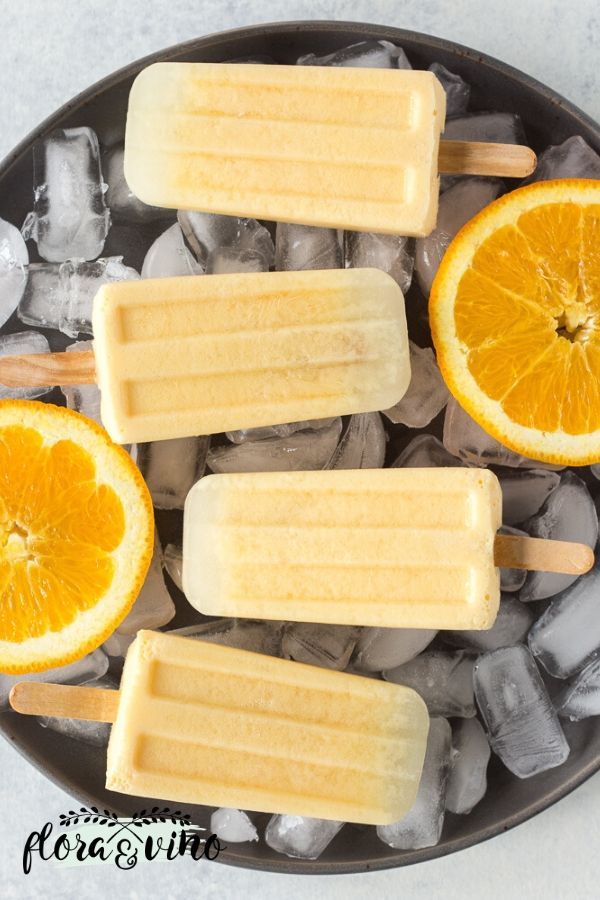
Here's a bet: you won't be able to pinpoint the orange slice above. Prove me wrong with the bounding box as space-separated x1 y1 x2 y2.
430 179 600 465
0 401 153 673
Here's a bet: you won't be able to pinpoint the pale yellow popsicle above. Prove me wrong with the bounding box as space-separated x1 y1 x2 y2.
106 630 429 825
124 63 446 235
92 268 410 444
183 468 502 629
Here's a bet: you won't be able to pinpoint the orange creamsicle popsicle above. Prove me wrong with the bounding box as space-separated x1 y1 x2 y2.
124 63 446 236
106 630 429 825
91 268 410 444
183 468 503 629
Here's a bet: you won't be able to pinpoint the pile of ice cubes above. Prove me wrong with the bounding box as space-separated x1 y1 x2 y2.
2 36 600 864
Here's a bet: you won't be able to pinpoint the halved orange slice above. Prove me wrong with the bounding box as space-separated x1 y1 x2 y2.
0 401 153 673
430 179 600 465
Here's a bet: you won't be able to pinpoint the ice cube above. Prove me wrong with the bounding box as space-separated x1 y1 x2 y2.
428 63 470 118
520 471 597 601
227 418 337 444
391 434 463 468
141 223 203 278
17 262 62 328
344 231 414 294
177 211 274 269
445 718 490 814
282 623 359 670
352 627 437 672
103 144 165 222
39 713 111 747
415 178 503 296
117 532 175 634
377 717 452 850
0 331 52 400
527 135 600 183
210 808 258 843
297 39 411 69
136 436 208 510
102 631 135 658
498 525 528 592
326 413 386 469
497 468 561 526
18 257 138 336
22 127 110 262
382 342 450 428
60 339 102 424
443 398 562 469
163 543 183 592
206 247 269 274
207 418 342 473
265 815 344 859
555 658 600 721
447 595 534 653
444 112 526 145
0 216 28 327
0 648 108 710
384 651 476 718
473 645 569 778
38 676 115 747
170 619 284 657
58 257 139 338
275 222 342 271
528 567 600 678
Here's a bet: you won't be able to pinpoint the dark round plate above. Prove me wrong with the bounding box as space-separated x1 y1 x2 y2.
1 20 599 876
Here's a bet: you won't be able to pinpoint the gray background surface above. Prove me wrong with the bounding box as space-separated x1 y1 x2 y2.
1 1 599 897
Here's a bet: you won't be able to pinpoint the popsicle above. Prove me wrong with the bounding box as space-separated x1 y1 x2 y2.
124 63 536 236
0 268 410 443
10 630 430 825
182 468 594 629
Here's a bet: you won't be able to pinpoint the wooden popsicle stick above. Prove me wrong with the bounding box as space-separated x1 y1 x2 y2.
0 350 96 387
494 534 594 575
9 682 118 723
439 140 537 177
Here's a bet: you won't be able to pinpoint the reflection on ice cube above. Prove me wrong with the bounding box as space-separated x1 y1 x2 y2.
17 256 139 337
529 567 600 677
326 413 386 469
445 718 490 815
141 223 203 279
0 217 28 328
474 645 569 778
61 340 102 424
23 127 110 262
384 651 476 718
377 718 452 850
297 39 411 70
415 177 503 297
382 342 449 429
103 144 166 223
282 622 359 670
344 231 414 295
208 418 342 473
275 222 342 271
265 814 344 859
210 808 258 843
520 471 597 601
117 532 175 634
429 63 470 119
526 135 600 183
136 436 209 510
178 211 274 270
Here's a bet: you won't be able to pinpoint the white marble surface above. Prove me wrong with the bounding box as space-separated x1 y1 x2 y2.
1 1 599 897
